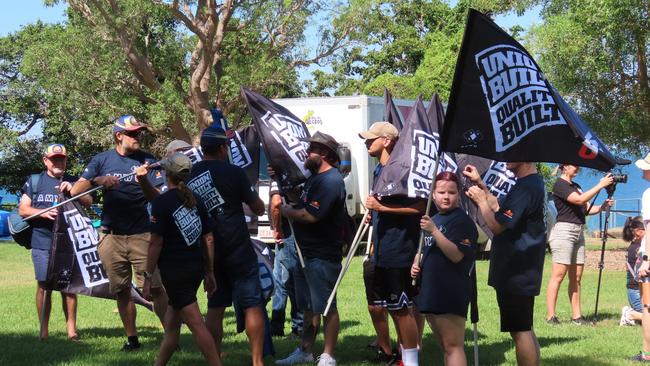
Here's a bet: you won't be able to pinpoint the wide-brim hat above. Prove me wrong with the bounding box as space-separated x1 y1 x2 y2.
309 131 340 163
635 153 650 171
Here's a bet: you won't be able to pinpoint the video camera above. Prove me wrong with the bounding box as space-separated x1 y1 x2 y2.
606 172 627 197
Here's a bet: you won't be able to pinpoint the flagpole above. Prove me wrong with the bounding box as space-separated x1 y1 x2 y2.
365 224 373 256
323 211 370 315
412 151 442 286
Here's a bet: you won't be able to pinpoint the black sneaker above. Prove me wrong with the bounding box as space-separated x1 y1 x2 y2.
546 316 560 325
375 348 401 365
571 317 593 326
121 341 141 351
630 352 650 362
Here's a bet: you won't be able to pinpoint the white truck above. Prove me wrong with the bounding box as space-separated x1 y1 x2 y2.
253 95 415 242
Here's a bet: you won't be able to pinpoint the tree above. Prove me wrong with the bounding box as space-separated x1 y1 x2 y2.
526 0 649 154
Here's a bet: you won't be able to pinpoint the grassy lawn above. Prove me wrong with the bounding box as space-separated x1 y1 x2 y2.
0 242 643 365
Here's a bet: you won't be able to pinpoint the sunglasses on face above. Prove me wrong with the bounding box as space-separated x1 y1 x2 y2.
122 130 143 139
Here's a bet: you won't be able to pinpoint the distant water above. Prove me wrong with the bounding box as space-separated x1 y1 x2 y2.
572 162 646 233
0 189 19 206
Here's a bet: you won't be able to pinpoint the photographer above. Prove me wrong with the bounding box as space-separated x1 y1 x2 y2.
545 165 613 325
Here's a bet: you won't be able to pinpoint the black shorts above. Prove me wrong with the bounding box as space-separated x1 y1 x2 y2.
496 291 535 332
363 258 381 305
372 266 416 311
159 261 204 310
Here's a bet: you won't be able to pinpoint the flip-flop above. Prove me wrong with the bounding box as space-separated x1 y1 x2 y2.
68 334 81 342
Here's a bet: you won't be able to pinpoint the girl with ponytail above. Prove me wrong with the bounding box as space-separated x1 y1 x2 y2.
143 153 222 366
620 216 646 326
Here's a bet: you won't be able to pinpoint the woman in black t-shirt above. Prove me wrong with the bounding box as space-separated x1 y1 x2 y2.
411 172 477 366
546 164 613 325
142 153 221 366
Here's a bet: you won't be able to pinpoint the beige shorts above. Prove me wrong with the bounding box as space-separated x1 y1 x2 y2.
97 232 162 294
548 222 586 265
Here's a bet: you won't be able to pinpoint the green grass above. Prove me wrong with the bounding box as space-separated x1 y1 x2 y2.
0 242 644 365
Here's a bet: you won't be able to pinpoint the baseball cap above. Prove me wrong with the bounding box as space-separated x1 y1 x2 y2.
635 152 650 171
113 115 148 134
160 152 192 178
44 143 67 158
309 131 340 163
200 125 228 147
359 121 399 140
165 140 192 156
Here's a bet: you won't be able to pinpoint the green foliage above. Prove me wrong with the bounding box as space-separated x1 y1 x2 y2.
526 0 650 155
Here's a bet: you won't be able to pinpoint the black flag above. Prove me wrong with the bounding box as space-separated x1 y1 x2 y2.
383 88 403 131
47 195 152 309
373 96 457 198
441 9 619 171
227 125 261 184
242 88 311 190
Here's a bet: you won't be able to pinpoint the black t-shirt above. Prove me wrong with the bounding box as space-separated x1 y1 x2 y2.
552 178 585 224
292 168 346 261
21 172 77 250
418 207 478 315
150 189 212 265
489 173 547 296
81 149 164 234
269 181 292 238
371 164 422 268
628 240 641 289
188 159 259 267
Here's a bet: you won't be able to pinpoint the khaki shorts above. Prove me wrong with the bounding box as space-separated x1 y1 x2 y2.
97 232 163 294
549 222 585 265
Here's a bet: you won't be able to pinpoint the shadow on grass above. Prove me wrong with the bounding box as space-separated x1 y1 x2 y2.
471 336 581 365
0 332 90 365
584 310 618 323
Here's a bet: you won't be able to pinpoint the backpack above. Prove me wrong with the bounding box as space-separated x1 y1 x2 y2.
8 173 42 249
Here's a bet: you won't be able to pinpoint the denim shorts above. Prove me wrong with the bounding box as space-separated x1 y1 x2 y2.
294 257 342 315
208 259 262 309
628 287 642 312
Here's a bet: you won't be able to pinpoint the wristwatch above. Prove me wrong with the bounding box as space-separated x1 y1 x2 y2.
143 271 153 279
643 255 648 261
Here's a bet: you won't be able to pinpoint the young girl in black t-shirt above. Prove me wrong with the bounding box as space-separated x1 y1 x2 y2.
621 216 645 326
411 172 477 366
142 153 221 366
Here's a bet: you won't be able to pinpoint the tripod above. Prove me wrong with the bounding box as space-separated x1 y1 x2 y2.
593 184 616 318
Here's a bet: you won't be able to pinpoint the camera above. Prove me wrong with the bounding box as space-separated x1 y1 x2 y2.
612 174 628 183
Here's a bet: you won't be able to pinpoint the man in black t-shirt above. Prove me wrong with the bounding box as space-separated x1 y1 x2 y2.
465 162 546 366
275 132 346 366
360 122 423 366
19 144 92 341
70 115 168 351
187 125 266 366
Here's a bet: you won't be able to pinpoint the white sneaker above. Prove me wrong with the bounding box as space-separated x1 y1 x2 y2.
620 306 634 326
316 353 337 366
275 347 314 365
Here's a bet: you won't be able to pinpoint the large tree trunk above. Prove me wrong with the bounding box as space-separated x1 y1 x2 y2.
637 35 650 116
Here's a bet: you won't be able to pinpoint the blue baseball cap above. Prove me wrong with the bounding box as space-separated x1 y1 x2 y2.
113 115 148 134
200 125 228 147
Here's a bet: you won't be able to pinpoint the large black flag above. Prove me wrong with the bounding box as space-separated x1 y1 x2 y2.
441 9 619 171
383 88 403 131
373 96 457 198
242 88 311 190
47 195 151 309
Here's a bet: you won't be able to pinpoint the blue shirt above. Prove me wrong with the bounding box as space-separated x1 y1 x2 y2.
82 149 164 234
22 172 77 250
292 168 346 261
371 164 423 268
150 189 212 265
188 159 259 268
489 173 546 296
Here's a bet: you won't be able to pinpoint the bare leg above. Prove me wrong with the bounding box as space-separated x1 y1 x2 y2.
545 262 568 320
390 308 419 349
151 287 169 326
117 288 137 337
511 330 540 366
567 264 584 319
429 314 467 366
244 306 265 366
36 283 52 339
61 292 78 338
182 303 223 366
368 305 391 354
413 307 425 349
301 310 320 354
155 308 182 366
206 307 226 356
323 310 340 356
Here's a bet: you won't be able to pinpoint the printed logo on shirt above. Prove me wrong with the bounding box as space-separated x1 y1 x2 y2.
36 194 59 204
460 238 472 246
503 209 513 219
173 205 202 246
309 200 320 210
187 170 225 214
155 171 162 179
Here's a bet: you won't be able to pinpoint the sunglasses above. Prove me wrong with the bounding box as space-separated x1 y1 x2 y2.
121 130 143 139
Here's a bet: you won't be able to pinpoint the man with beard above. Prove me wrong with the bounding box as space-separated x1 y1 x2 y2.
70 115 168 351
360 122 423 366
275 132 346 366
465 162 546 366
19 144 92 341
187 125 266 366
